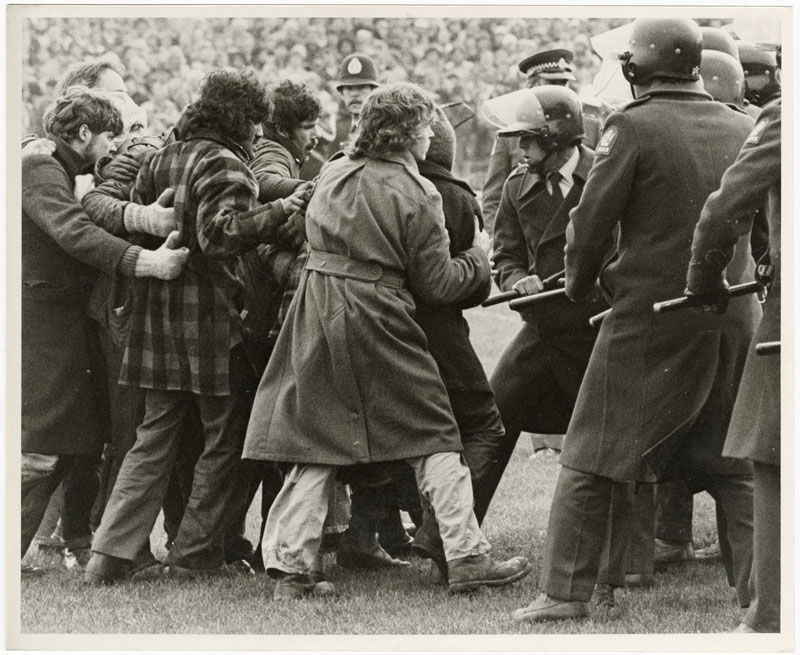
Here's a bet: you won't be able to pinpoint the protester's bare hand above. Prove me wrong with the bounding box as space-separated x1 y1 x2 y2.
22 138 57 159
74 174 96 202
471 215 491 257
135 230 190 280
281 181 314 215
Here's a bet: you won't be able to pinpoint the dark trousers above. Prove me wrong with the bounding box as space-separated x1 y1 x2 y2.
654 480 694 542
743 462 780 631
478 324 587 523
92 358 252 568
21 453 100 557
542 466 643 601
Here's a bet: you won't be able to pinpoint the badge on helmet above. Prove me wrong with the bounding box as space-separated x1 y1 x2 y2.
619 17 703 85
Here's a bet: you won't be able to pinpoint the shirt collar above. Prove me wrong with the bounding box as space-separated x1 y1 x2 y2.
556 147 580 182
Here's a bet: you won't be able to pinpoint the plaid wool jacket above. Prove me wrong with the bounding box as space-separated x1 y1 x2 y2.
119 130 291 396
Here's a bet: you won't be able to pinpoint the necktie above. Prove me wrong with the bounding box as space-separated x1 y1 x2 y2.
547 171 564 206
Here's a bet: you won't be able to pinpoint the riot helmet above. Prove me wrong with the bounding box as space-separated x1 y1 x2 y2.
496 85 584 152
700 50 745 106
737 41 780 106
619 18 703 85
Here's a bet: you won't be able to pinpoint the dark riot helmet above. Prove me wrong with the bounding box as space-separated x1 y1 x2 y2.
700 49 745 106
737 41 781 106
497 85 584 152
619 17 703 85
700 27 739 60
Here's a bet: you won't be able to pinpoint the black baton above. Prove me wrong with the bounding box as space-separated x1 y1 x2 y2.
484 269 565 307
652 281 761 314
755 341 780 356
589 308 612 329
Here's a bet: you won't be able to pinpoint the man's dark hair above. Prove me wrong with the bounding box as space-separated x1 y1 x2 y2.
43 85 123 142
180 69 270 146
56 60 124 95
266 80 321 135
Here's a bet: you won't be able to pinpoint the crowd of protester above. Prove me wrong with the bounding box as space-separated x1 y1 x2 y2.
22 17 630 187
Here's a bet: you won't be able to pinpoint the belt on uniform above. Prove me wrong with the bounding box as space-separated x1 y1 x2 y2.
305 250 404 289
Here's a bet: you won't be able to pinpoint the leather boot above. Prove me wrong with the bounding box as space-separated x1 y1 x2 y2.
410 513 447 581
447 553 531 593
336 528 410 570
83 552 132 586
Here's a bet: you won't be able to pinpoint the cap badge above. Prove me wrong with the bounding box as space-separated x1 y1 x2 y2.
348 58 363 75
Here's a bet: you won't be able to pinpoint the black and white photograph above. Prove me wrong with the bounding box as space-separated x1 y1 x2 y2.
6 3 792 652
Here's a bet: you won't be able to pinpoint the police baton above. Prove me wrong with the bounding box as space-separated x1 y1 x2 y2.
482 269 565 307
755 341 780 356
508 286 567 310
589 308 612 329
652 281 761 314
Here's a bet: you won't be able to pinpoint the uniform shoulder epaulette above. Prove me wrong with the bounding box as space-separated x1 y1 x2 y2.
617 95 652 112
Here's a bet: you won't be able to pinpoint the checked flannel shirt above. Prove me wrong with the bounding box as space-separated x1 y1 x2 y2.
119 130 292 396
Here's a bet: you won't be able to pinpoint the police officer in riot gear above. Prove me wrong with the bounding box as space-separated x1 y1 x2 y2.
512 17 758 624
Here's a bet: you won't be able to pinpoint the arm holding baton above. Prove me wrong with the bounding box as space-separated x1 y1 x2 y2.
482 268 565 307
652 281 761 315
508 286 566 310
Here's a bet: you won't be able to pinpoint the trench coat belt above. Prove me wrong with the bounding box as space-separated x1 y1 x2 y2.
305 250 405 289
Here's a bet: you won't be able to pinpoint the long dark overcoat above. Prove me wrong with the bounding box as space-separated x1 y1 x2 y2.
689 100 782 466
21 137 132 454
242 151 491 465
564 89 760 482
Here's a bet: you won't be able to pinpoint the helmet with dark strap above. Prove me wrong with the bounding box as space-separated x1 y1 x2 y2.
700 27 739 60
737 41 780 106
335 53 380 92
619 17 703 85
700 49 745 106
498 85 584 152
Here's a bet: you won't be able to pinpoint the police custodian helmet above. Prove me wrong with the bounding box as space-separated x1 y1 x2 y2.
619 17 703 85
335 53 380 92
498 85 585 152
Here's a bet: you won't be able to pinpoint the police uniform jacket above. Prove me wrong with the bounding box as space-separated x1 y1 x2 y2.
481 114 601 234
564 88 759 482
21 136 140 455
243 150 491 465
689 99 781 466
491 145 608 433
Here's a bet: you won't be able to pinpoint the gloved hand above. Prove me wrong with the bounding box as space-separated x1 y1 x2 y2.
100 151 141 183
123 188 178 237
684 281 731 314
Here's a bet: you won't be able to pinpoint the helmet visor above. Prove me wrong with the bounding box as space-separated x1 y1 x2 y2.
480 88 546 133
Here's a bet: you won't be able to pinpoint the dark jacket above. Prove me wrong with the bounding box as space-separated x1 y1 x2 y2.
21 136 137 454
689 99 781 466
564 88 759 482
414 159 492 392
249 135 305 202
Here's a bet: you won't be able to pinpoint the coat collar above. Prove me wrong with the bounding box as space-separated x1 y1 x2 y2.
416 159 476 197
639 87 713 102
185 129 251 161
49 134 92 179
261 129 305 167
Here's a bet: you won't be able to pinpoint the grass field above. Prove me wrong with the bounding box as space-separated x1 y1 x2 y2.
17 296 744 637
